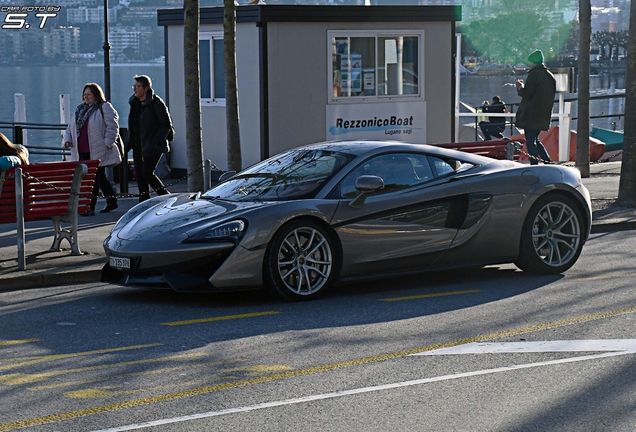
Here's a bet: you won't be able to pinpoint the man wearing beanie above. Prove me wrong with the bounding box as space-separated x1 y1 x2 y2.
515 49 556 164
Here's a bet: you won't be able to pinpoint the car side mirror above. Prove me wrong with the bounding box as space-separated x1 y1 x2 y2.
349 175 384 208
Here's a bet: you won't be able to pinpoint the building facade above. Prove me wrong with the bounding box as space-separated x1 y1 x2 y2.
158 5 461 172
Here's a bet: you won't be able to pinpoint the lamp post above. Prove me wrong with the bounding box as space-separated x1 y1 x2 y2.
103 0 111 101
103 0 125 192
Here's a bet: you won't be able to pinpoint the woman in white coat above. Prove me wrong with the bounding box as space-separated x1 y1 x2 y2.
64 83 122 216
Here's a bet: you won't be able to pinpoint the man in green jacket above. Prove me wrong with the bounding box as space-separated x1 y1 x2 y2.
515 50 556 165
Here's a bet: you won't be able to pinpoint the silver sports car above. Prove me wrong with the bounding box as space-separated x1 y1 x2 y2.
102 140 592 301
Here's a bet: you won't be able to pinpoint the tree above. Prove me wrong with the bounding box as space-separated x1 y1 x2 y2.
607 31 618 60
122 47 136 60
616 30 629 58
551 21 579 59
456 25 480 58
575 0 591 177
184 0 205 192
224 0 242 172
617 0 636 203
592 31 610 60
461 0 573 65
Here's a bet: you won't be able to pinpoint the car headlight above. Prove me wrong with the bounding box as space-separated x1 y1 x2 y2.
184 220 246 243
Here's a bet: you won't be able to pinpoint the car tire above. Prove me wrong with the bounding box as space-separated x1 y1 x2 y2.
264 219 338 301
516 194 585 274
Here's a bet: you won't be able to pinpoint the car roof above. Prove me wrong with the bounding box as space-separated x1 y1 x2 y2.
293 140 498 165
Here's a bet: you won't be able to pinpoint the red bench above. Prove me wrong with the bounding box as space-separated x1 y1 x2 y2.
0 160 99 270
434 139 526 160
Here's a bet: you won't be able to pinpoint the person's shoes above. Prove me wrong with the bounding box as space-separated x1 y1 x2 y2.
81 209 95 217
100 203 119 213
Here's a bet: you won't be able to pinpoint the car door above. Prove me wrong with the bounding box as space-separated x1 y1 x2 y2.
331 152 469 278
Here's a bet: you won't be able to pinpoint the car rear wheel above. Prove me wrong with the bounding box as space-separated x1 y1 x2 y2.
516 194 585 274
265 220 338 301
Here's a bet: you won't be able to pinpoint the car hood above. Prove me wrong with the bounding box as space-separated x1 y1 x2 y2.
115 194 267 241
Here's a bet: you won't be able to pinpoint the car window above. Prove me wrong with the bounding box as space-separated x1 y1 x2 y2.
337 153 434 198
428 156 474 177
204 149 354 202
430 156 455 177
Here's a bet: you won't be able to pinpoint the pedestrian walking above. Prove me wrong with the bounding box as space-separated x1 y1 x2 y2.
63 83 121 216
515 49 556 165
125 75 174 202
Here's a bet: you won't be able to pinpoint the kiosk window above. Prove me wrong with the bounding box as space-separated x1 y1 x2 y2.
200 34 225 105
330 31 422 101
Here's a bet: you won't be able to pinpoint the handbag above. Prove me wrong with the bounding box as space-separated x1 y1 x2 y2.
115 133 125 158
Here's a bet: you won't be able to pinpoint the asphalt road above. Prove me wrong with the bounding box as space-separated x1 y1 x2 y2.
1 229 636 431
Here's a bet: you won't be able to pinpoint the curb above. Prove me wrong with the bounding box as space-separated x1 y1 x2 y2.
590 220 636 234
0 268 102 292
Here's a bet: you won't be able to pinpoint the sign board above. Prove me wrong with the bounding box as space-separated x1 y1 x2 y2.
326 101 426 142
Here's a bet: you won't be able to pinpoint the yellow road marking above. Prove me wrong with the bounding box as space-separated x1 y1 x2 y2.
161 311 280 326
64 366 295 399
0 352 206 385
64 381 204 399
0 339 40 347
3 305 636 431
217 365 294 376
65 387 140 399
29 359 248 391
379 290 482 302
0 343 161 371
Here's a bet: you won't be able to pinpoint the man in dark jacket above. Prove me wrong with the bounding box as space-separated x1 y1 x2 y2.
515 50 556 165
479 95 507 140
126 75 174 202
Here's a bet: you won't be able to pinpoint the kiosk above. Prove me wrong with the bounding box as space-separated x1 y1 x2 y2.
158 5 461 171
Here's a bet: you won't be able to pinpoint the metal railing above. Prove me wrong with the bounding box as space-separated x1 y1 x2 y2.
459 93 626 142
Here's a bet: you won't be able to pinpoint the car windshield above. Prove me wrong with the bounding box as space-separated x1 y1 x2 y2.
202 149 354 202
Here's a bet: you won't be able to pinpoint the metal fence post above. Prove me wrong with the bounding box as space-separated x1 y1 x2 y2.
119 127 128 194
15 168 26 270
506 142 515 160
204 159 211 191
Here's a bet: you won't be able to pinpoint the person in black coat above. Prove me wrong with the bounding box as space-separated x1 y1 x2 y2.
125 75 174 202
479 95 507 140
515 50 556 165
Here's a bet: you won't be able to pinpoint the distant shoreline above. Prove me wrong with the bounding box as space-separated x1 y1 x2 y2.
0 62 165 68
85 63 165 67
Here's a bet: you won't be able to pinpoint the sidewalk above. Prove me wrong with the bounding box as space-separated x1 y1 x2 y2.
0 177 189 291
1 162 635 292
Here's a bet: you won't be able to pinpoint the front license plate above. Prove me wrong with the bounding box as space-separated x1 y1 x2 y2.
109 256 130 269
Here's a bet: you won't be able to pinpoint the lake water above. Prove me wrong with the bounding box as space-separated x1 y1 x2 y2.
0 64 625 163
0 64 165 163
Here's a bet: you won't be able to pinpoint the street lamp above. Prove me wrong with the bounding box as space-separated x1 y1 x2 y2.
103 0 111 101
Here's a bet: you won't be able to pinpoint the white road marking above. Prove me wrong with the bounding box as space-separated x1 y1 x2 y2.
89 350 633 432
412 339 636 355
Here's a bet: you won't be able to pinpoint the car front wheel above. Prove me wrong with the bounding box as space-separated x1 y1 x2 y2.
264 220 338 301
516 194 585 274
